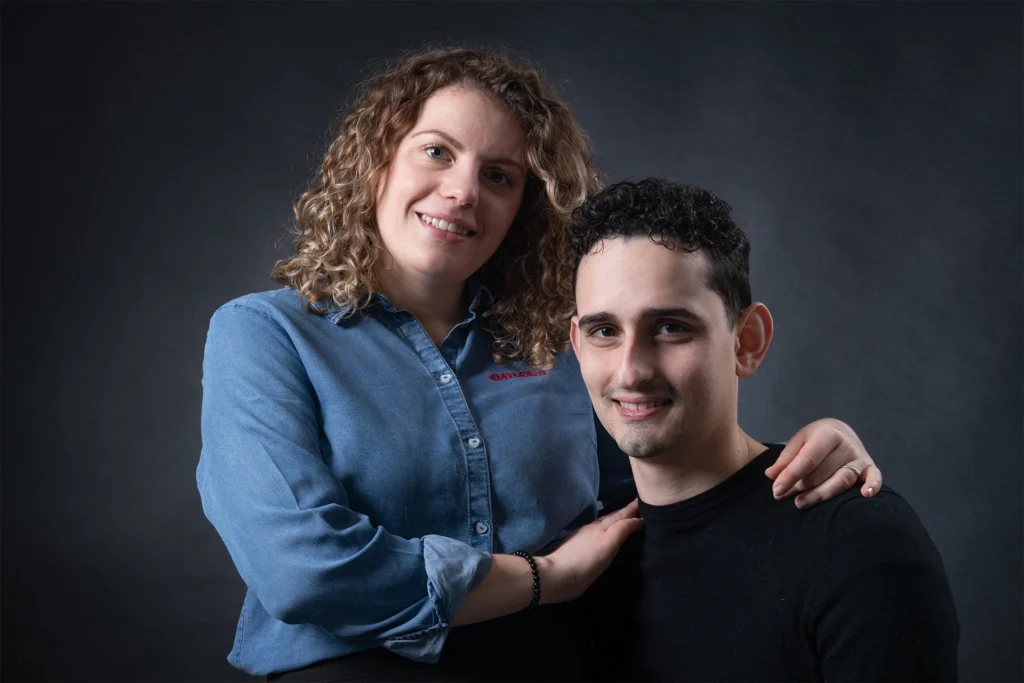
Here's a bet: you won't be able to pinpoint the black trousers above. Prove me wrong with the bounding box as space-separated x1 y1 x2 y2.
267 602 593 682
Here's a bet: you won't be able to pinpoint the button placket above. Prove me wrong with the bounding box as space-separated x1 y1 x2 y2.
394 312 493 553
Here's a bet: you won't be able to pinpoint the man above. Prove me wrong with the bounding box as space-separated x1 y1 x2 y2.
570 178 959 681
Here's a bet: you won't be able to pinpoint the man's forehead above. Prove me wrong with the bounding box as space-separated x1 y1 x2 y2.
575 237 720 320
577 237 709 290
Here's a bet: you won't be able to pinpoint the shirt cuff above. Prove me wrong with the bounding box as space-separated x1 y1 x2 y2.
382 535 491 662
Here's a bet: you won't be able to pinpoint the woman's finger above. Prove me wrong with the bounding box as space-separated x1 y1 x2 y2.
773 477 808 500
764 428 808 481
861 464 883 497
605 516 645 545
597 498 639 528
793 466 860 509
770 427 843 498
794 442 857 492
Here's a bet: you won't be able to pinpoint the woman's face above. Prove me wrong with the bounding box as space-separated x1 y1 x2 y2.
375 85 527 291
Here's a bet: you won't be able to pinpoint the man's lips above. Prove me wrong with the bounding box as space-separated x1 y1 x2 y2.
613 398 672 419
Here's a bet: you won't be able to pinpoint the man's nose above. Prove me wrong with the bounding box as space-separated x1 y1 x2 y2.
615 336 657 388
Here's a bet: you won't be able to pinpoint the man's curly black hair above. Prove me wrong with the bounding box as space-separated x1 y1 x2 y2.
569 177 752 322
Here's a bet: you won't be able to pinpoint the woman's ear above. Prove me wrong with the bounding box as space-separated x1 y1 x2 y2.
735 303 773 378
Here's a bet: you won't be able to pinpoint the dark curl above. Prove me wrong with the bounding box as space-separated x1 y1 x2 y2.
569 178 752 322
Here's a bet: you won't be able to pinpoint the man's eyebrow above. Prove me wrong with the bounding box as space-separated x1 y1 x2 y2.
577 312 615 328
577 307 706 328
640 307 704 322
411 129 526 175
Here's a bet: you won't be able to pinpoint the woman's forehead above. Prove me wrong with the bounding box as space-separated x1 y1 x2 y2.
410 86 525 159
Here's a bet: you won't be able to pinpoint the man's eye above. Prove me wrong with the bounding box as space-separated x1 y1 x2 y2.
590 326 616 338
424 145 450 161
658 323 688 335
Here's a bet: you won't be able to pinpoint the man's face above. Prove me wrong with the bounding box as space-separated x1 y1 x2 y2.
571 237 741 459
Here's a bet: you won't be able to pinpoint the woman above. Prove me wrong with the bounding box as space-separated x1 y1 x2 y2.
198 47 881 681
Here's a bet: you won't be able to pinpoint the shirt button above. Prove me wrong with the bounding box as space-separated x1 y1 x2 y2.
467 437 481 449
439 373 452 384
475 522 489 534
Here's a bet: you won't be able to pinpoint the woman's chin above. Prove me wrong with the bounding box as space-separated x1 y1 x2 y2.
408 260 479 287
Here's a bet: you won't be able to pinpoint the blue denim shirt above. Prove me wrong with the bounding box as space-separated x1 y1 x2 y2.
197 285 633 675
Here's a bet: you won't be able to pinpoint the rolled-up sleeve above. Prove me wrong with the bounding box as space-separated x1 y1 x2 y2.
196 303 491 661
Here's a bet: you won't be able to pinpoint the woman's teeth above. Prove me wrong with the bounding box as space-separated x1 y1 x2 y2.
420 214 472 236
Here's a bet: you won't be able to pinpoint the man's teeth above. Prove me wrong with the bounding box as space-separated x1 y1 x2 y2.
420 214 472 236
621 401 667 411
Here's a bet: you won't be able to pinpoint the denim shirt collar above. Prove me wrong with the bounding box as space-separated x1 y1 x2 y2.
310 278 495 326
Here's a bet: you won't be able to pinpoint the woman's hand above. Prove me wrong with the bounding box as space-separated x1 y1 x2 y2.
764 418 883 509
537 500 643 604
452 501 641 626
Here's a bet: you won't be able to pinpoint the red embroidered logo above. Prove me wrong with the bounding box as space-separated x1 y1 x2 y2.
488 370 549 381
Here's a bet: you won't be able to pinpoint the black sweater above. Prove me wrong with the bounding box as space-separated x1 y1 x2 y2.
588 445 959 682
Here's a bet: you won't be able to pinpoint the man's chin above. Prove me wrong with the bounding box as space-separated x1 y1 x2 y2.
626 448 671 461
616 433 673 460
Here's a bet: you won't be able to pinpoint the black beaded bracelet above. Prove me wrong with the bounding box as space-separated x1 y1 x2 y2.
511 550 541 614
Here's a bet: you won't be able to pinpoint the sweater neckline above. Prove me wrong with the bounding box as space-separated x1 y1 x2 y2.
637 444 783 530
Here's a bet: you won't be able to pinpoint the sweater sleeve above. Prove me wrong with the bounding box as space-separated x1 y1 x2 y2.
810 490 960 682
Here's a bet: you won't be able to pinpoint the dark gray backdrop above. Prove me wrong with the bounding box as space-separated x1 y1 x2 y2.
2 2 1021 681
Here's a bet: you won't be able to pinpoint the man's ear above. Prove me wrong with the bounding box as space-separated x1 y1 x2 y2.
569 315 582 360
734 303 773 378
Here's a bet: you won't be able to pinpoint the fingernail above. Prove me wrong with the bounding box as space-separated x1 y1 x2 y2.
773 486 784 499
795 496 807 509
867 487 875 496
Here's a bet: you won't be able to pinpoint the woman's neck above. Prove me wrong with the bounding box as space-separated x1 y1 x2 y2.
376 268 466 346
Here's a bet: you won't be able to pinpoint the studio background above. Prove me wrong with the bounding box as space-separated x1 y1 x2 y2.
2 2 1021 681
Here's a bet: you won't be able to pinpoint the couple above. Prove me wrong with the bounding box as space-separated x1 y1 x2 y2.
197 47 957 681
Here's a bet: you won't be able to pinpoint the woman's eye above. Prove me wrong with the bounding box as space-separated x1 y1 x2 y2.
484 169 513 187
424 145 450 161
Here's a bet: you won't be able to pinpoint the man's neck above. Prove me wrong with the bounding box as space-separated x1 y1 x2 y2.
630 424 767 506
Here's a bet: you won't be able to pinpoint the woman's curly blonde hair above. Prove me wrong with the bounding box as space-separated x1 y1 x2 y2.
272 47 601 369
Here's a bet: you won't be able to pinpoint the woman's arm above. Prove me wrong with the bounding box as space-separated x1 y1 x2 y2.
198 303 486 662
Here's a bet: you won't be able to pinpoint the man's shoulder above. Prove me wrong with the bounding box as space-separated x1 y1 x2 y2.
806 487 960 680
824 486 929 538
815 486 947 577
